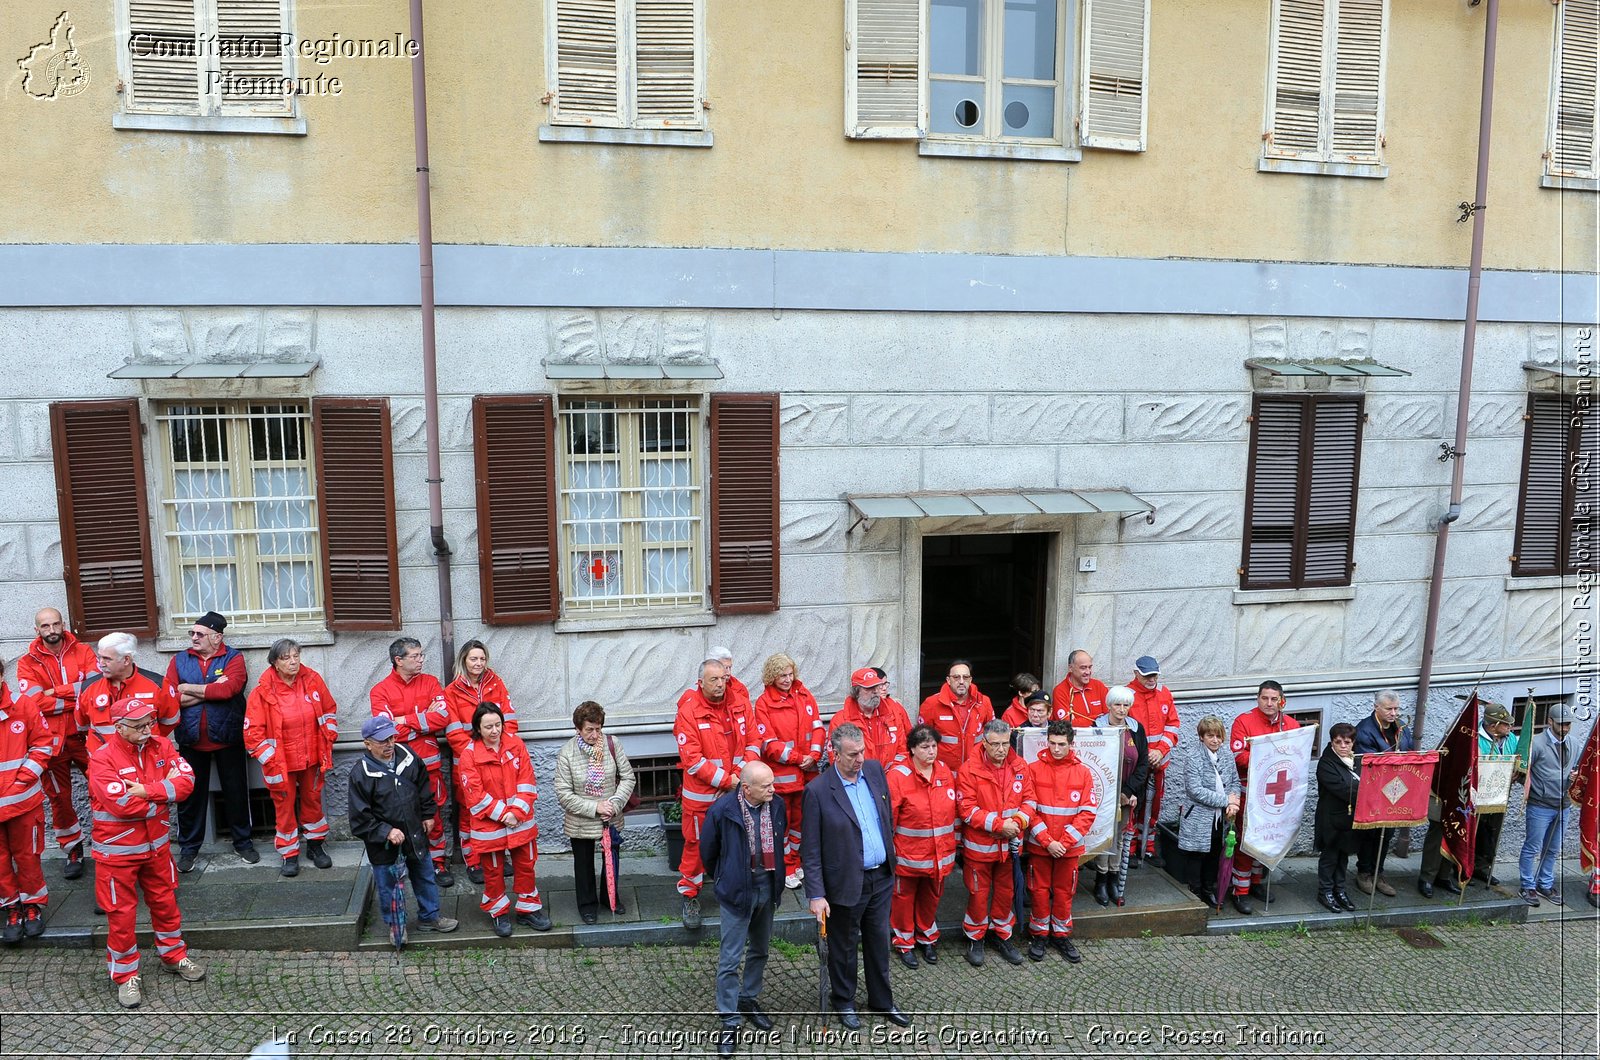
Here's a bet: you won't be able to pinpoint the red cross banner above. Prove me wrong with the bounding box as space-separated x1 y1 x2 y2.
1071 727 1124 858
1433 695 1480 886
1353 751 1440 829
1570 721 1600 875
1240 725 1317 869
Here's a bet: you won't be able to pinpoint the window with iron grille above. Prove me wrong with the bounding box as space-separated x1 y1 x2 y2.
558 398 705 614
154 402 322 633
628 754 684 808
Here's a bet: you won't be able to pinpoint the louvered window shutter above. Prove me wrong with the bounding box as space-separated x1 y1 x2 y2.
1242 397 1306 588
634 0 702 129
216 0 293 116
845 0 925 139
1267 0 1326 157
1329 0 1384 161
1080 0 1149 151
312 398 400 631
473 396 559 624
552 0 624 126
49 400 158 638
1301 397 1363 585
709 394 779 615
1549 0 1599 179
1513 395 1573 578
126 0 204 114
1241 395 1362 589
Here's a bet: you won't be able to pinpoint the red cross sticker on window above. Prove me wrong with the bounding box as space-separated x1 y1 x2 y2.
589 554 609 582
1265 768 1294 806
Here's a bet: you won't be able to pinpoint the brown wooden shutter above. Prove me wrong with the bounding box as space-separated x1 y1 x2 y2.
473 395 559 624
1513 395 1573 578
312 398 400 630
1241 396 1305 588
1301 396 1364 585
49 400 158 638
709 393 779 614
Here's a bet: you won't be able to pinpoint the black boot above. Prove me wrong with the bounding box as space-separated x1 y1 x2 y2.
1094 872 1110 907
305 840 332 870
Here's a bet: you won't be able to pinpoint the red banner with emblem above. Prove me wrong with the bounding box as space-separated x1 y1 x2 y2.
1569 721 1600 874
1353 751 1439 829
1433 695 1479 887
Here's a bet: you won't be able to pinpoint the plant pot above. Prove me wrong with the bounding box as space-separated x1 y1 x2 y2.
659 803 685 866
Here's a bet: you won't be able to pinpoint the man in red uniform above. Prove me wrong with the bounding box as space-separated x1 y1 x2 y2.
1051 650 1109 728
15 607 97 877
1128 655 1180 865
1023 721 1098 963
167 612 257 872
1228 679 1298 915
0 673 54 943
77 633 179 755
674 656 757 930
369 637 454 887
88 698 204 1008
830 668 912 768
919 660 995 776
956 720 1032 968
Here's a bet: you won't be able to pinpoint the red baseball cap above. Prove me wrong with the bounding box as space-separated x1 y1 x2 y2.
850 667 887 689
110 697 156 723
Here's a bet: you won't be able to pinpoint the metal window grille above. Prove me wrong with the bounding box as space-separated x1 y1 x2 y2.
628 754 685 808
558 398 704 614
154 402 323 633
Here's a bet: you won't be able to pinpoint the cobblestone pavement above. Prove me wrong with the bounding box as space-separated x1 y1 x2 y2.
0 919 1595 1059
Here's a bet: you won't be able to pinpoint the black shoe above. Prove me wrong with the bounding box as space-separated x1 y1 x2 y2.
22 905 44 938
176 851 197 874
235 845 260 865
279 855 299 878
1248 882 1273 905
1027 936 1047 961
873 1007 912 1028
718 1028 737 1057
1199 888 1218 910
738 999 774 1032
1 909 21 945
993 937 1024 966
1334 889 1358 913
581 911 598 925
517 909 553 931
434 865 455 889
63 843 85 881
305 840 333 870
1416 879 1434 899
492 915 512 938
834 1006 862 1031
1145 851 1165 869
965 939 985 967
920 942 938 964
1056 937 1082 963
467 865 485 886
681 896 702 931
1231 893 1254 916
897 947 918 969
611 898 627 915
1536 886 1564 906
1093 872 1110 907
1488 874 1501 886
1317 890 1340 914
1438 876 1462 896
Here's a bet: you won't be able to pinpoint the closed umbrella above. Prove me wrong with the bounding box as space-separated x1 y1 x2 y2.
1214 824 1237 911
815 917 832 1021
601 824 619 913
387 852 409 951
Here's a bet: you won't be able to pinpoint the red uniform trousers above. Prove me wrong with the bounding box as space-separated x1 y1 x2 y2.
1230 805 1266 894
1027 856 1080 938
0 810 47 908
267 768 330 858
779 789 804 877
478 843 542 917
41 732 89 852
1140 766 1168 855
962 858 1016 940
97 855 187 983
676 801 710 897
891 872 947 951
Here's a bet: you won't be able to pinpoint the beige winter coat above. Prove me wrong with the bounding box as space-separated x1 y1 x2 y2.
554 733 636 840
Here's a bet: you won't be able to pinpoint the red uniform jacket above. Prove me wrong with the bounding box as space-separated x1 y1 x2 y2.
0 685 53 822
87 731 195 861
1230 707 1300 782
1024 747 1099 856
754 680 825 793
674 686 757 812
443 670 518 760
1051 677 1109 728
369 671 450 773
456 736 538 853
918 683 996 775
956 751 1034 862
1000 697 1033 730
244 666 338 785
15 632 97 742
830 695 913 768
1130 681 1181 766
886 758 959 878
76 669 178 754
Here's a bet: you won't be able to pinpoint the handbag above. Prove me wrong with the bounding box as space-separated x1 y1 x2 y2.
607 735 642 814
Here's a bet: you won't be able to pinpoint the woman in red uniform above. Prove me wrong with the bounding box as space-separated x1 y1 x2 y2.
753 652 825 889
444 640 516 884
886 724 959 969
456 703 550 936
244 639 337 876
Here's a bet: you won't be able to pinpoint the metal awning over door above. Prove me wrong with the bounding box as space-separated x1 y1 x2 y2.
847 488 1154 527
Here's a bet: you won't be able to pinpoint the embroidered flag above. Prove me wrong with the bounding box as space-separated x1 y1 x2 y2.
1240 725 1317 868
1433 695 1480 887
1354 751 1439 829
1569 720 1600 876
1071 727 1122 857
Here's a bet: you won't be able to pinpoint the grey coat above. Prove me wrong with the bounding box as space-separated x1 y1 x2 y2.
1176 741 1241 852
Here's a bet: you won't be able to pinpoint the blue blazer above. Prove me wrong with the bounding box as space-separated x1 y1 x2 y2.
701 790 787 915
800 759 896 908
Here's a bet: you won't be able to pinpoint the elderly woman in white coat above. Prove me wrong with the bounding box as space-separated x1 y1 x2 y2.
1176 714 1241 909
555 701 636 924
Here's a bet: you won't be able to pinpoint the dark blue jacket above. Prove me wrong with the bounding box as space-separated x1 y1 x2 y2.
800 759 896 908
701 789 787 915
172 646 246 746
1353 714 1414 760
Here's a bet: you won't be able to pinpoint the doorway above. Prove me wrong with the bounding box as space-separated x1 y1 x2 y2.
918 533 1050 707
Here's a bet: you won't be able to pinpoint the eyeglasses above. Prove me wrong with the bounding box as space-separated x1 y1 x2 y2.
401 652 425 661
117 720 155 732
188 630 213 638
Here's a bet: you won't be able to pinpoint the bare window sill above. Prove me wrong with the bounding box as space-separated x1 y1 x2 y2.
1259 156 1388 179
538 124 711 148
157 627 334 653
919 139 1080 163
114 113 306 136
554 610 715 635
1233 585 1356 606
1504 574 1570 592
1541 173 1599 192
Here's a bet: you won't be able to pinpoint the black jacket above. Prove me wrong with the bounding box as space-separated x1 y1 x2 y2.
702 790 787 915
1314 753 1361 854
801 759 896 908
1097 716 1150 800
347 744 436 866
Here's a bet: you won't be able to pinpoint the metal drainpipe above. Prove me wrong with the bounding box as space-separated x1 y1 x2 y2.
407 0 456 681
1415 0 1499 738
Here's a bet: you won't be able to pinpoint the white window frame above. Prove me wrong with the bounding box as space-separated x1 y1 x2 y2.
1261 0 1388 179
113 0 306 136
540 0 711 148
152 401 324 637
1544 0 1600 190
556 397 708 618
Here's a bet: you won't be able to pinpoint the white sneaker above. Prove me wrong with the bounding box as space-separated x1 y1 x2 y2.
117 975 143 1008
162 956 205 982
785 872 802 889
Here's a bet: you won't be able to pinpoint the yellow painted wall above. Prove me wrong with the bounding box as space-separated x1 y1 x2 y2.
0 0 1590 271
